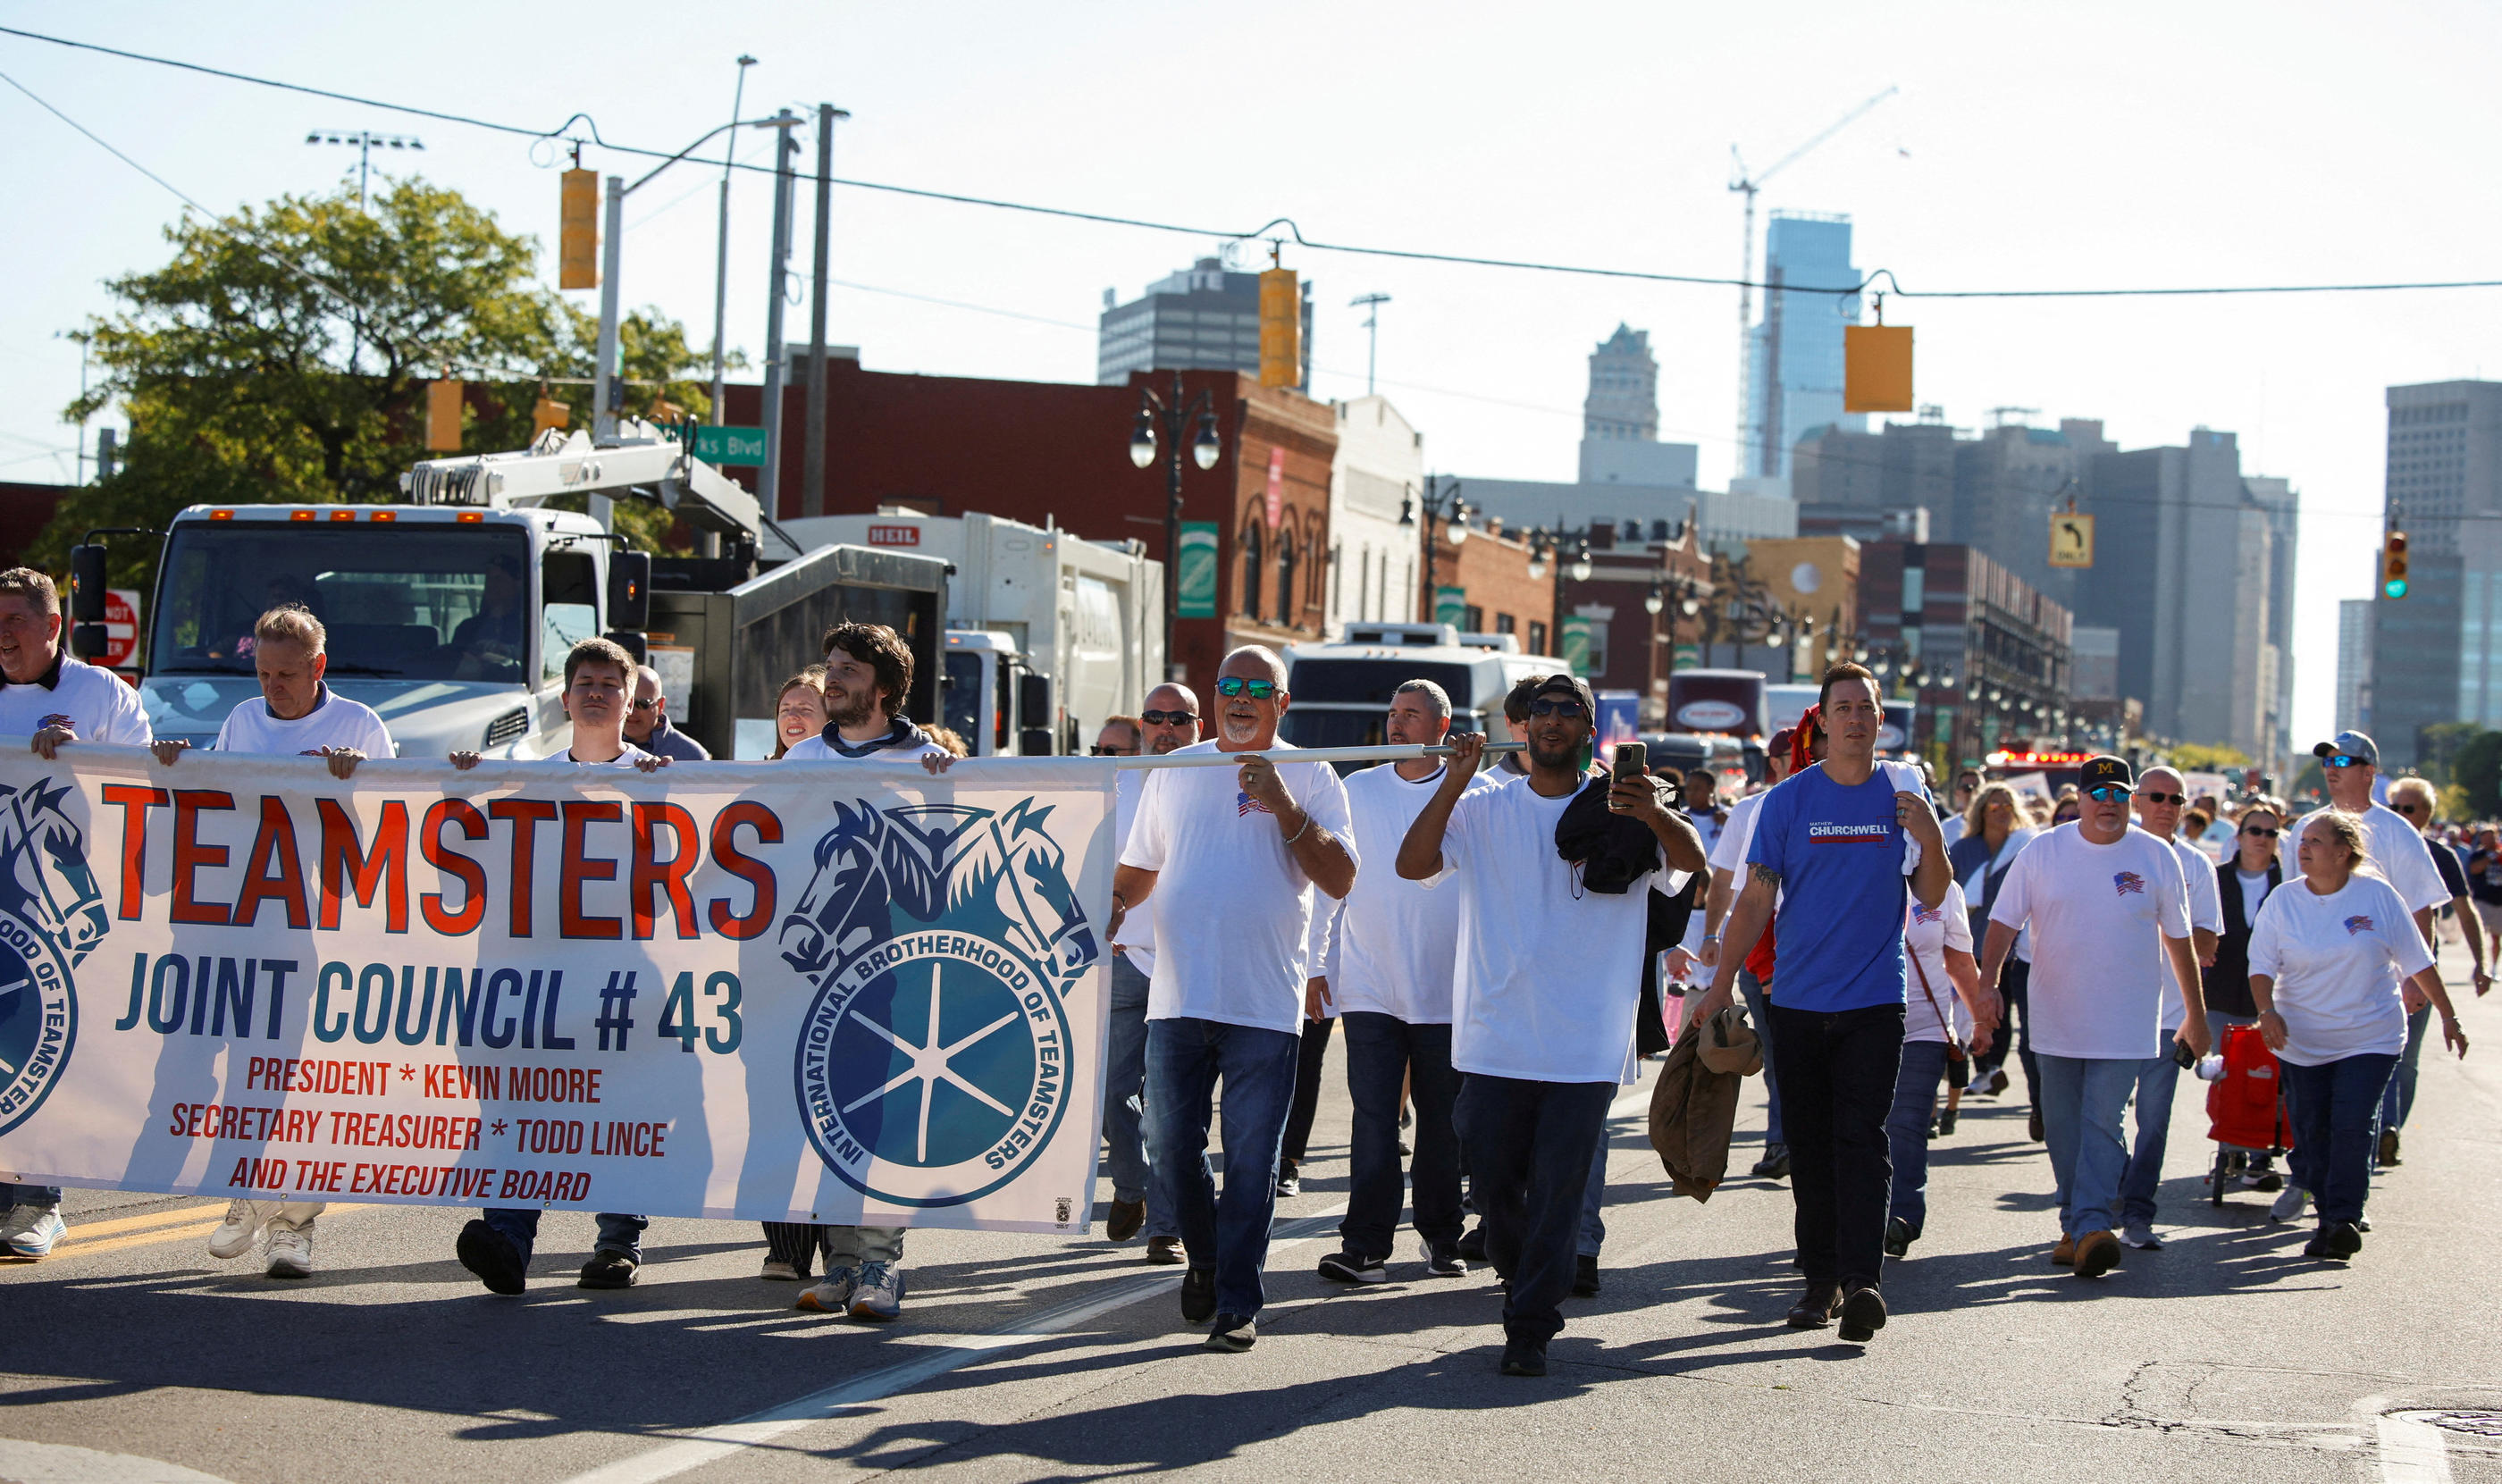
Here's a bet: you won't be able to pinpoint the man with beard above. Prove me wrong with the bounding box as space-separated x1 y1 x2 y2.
1112 648 1356 1353
1398 674 1703 1376
1106 683 1201 1262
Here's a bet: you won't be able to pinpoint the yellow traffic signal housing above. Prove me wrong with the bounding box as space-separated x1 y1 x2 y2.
1259 268 1299 388
424 379 463 451
1844 324 1914 413
559 169 599 290
2381 530 2410 599
533 395 572 438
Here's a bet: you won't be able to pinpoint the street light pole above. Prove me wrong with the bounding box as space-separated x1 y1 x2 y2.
757 109 801 521
709 55 757 423
802 103 849 520
1130 373 1222 682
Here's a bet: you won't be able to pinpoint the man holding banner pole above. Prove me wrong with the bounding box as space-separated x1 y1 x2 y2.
1112 646 1356 1354
1105 683 1200 1262
149 603 391 1279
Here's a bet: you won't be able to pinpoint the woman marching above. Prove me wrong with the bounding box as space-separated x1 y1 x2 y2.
2246 810 2471 1261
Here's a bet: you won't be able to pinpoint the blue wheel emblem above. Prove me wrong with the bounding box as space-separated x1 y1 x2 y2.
0 777 104 1139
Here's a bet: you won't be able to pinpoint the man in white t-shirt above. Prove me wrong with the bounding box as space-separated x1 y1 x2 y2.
150 605 393 1278
0 567 150 1260
1981 756 2207 1282
1104 684 1200 1262
1112 646 1356 1354
450 638 664 1300
2290 732 2447 944
1312 678 1494 1287
1398 674 1703 1378
2116 766 2224 1250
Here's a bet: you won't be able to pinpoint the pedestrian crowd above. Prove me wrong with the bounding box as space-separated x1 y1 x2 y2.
0 562 2479 1377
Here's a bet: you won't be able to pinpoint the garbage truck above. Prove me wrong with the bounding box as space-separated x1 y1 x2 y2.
68 419 950 760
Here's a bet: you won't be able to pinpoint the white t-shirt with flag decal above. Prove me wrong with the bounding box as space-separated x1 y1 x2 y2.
0 651 150 744
214 685 395 759
2246 872 2432 1066
1988 822 2193 1060
1904 878 1975 1044
1119 739 1356 1035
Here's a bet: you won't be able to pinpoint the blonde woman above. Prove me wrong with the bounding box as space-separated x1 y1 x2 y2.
2248 811 2469 1260
769 667 828 760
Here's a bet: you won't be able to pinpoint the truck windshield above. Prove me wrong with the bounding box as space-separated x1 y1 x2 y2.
1282 660 1482 707
151 522 532 680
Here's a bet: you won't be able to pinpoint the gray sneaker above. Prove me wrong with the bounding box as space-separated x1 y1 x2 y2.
2120 1223 2163 1251
796 1265 860 1313
849 1261 904 1321
2269 1184 2308 1224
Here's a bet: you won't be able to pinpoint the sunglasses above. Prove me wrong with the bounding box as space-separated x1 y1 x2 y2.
2392 802 2426 816
1213 677 1277 700
2085 784 2129 802
628 697 659 711
2137 789 2184 806
2323 754 2369 769
2241 826 2280 838
1141 709 1197 726
1089 745 1135 756
1527 698 1589 718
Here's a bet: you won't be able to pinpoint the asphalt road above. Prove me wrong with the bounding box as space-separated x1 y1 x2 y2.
4 963 2498 1484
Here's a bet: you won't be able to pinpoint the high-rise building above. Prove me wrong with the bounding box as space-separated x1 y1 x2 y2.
1742 212 1862 480
2338 599 2374 734
1584 324 1658 442
2368 380 2502 767
1096 257 1311 389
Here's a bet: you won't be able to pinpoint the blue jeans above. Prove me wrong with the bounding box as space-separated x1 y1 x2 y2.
0 1184 60 1211
483 1208 647 1265
2286 1053 2399 1225
1103 958 1174 1238
2119 1052 2182 1228
1145 1016 1301 1319
1339 1012 1463 1260
1579 1131 1608 1259
1976 958 2042 1113
1455 1073 1615 1346
1885 1039 1952 1237
1736 968 1782 1148
2378 1002 2431 1132
2035 1055 2137 1237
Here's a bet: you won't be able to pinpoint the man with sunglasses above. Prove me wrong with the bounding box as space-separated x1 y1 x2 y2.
2379 777 2488 1169
1979 755 2204 1283
1104 686 1199 1262
2115 767 2224 1250
1112 652 1355 1353
622 665 711 761
1398 672 1702 1377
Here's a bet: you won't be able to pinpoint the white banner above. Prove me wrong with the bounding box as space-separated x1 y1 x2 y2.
0 745 1115 1235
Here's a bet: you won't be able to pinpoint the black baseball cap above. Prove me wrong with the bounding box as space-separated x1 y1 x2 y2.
2078 755 2133 792
1528 671 1598 717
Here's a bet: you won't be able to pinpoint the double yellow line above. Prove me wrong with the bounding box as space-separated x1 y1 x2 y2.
4 1203 365 1263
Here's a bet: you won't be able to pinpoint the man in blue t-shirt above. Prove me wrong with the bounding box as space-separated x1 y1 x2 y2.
1695 664 1989 1345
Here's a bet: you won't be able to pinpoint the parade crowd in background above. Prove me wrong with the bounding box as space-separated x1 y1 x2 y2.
0 564 2478 1379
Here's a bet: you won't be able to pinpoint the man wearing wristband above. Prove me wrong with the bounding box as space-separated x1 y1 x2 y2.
1112 647 1356 1354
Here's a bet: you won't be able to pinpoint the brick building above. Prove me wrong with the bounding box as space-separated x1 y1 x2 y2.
1423 519 1554 653
1859 541 2073 771
723 361 1337 694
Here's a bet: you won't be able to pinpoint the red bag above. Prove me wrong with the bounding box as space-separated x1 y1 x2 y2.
2205 1022 2293 1153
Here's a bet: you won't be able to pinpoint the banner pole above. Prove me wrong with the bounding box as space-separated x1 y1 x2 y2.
1107 741 1528 772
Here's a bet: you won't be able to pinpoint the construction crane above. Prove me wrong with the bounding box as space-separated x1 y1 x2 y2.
1728 86 1899 474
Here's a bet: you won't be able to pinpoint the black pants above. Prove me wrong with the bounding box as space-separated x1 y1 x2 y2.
1768 1001 1905 1290
1339 1011 1464 1258
1454 1073 1615 1346
1280 1016 1337 1164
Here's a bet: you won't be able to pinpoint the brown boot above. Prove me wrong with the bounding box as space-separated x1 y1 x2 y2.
2074 1228 2121 1279
1105 1199 1146 1243
2050 1232 2077 1266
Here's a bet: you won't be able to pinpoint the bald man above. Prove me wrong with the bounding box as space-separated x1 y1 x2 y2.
623 665 710 761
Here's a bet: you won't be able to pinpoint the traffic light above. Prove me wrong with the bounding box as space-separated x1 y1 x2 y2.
2381 529 2410 599
559 168 599 290
1258 268 1299 389
1844 323 1914 412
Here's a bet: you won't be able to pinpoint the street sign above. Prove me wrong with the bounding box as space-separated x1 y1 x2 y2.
694 424 768 466
1176 523 1218 618
2049 511 2095 568
1434 585 1466 628
1561 616 1591 675
103 588 140 669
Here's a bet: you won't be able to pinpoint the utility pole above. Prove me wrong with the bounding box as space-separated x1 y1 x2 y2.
757 109 802 521
709 55 757 423
802 103 849 520
1350 293 1390 396
591 169 626 529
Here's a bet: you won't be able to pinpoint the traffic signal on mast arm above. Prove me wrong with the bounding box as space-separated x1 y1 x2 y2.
2381 529 2410 599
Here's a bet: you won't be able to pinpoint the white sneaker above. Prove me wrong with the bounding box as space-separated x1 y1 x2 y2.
264 1218 314 1279
2120 1223 2163 1250
2270 1184 2308 1223
208 1199 275 1260
3 1203 67 1258
796 1266 859 1313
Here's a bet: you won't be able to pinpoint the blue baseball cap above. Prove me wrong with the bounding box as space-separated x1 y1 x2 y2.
2312 731 2379 767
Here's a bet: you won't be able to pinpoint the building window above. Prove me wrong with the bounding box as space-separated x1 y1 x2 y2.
1464 604 1485 633
1496 613 1516 635
1529 620 1549 654
1239 523 1263 618
1276 528 1297 626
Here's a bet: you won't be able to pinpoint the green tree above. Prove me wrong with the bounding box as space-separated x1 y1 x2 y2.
32 179 718 590
2454 728 2502 818
2162 742 2252 774
2416 721 2483 788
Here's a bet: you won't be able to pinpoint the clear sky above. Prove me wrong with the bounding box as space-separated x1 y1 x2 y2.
4 0 2498 759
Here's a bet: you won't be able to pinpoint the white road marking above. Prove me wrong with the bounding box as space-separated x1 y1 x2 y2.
2379 1412 2455 1483
0 1438 237 1483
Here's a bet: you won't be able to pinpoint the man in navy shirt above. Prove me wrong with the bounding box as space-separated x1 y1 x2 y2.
1694 663 1981 1344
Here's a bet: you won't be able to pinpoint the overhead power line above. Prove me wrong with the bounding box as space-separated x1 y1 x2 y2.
9 24 2502 303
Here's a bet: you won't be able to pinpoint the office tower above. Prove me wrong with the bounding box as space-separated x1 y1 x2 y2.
1097 257 1312 388
1742 212 1861 481
2369 381 2502 766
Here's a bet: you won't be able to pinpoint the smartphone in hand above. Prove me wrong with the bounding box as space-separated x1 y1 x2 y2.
1612 740 1648 783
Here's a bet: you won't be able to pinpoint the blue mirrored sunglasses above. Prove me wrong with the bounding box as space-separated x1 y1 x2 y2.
1214 677 1277 700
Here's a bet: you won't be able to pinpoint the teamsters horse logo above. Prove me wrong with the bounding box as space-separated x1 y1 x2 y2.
781 799 1099 1207
0 777 105 1138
